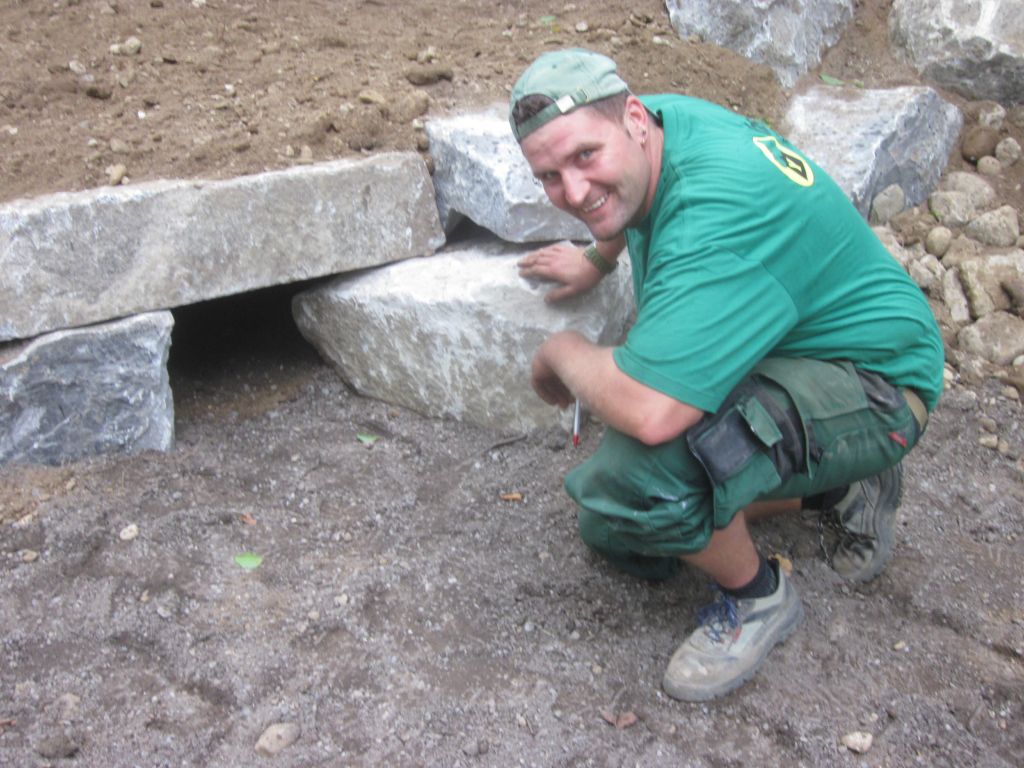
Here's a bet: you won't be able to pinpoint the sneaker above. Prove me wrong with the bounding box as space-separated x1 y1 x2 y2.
818 463 903 583
662 559 803 702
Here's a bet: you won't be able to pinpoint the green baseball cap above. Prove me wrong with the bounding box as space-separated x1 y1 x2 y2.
509 48 629 142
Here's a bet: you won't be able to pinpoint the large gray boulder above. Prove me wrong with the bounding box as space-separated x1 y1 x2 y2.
665 0 854 88
785 85 963 216
891 0 1024 104
426 110 591 243
0 154 444 343
0 312 174 467
293 237 634 433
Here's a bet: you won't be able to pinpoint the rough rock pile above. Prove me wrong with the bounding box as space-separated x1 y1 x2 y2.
871 104 1024 412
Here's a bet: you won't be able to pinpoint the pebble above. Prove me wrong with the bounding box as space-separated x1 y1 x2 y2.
110 37 143 57
462 738 489 756
978 156 1001 176
35 731 80 759
405 65 453 86
255 722 301 757
21 549 39 563
870 183 905 225
110 138 130 154
996 137 1021 166
980 434 999 449
1003 386 1020 400
57 692 81 719
841 731 873 754
978 103 1006 129
925 226 952 257
357 89 386 105
893 640 908 651
106 164 127 185
575 21 589 33
962 125 999 162
85 84 113 100
979 417 998 433
119 523 139 541
68 60 87 75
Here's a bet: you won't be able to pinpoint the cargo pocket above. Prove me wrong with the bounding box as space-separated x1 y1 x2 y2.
686 380 805 528
752 358 915 492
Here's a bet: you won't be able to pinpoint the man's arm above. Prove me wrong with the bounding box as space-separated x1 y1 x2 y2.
532 330 704 445
517 235 625 303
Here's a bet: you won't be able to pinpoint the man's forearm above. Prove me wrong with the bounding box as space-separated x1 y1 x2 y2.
536 331 704 445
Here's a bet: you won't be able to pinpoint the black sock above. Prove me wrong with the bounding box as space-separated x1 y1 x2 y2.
803 485 849 511
722 553 778 600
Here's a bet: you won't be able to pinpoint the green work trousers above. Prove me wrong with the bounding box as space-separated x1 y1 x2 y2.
565 358 928 580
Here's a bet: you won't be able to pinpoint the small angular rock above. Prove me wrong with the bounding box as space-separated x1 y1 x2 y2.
255 722 301 757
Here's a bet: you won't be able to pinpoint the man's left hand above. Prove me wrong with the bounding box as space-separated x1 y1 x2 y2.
517 242 605 303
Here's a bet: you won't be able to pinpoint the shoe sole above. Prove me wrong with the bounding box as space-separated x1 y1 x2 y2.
662 597 805 702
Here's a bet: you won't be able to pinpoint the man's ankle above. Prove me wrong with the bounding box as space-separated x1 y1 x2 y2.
722 554 777 600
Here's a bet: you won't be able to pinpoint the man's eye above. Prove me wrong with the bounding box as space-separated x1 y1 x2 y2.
578 149 593 162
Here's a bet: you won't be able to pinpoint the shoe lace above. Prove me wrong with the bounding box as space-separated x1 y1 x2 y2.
817 505 876 565
696 590 740 643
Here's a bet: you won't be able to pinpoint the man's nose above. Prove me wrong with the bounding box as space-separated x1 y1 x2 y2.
562 171 589 208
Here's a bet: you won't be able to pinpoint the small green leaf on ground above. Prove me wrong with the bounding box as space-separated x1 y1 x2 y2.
538 15 556 25
356 433 379 446
234 552 263 570
819 73 845 86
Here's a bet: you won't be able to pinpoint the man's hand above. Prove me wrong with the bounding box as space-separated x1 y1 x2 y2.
517 242 604 303
529 331 706 445
530 349 574 408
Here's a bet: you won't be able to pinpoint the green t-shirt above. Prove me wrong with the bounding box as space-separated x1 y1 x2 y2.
612 95 944 413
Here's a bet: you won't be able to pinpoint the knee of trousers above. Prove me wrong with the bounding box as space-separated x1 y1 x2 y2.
566 428 717 556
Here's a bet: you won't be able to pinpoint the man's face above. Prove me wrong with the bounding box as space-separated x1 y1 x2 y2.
520 99 652 241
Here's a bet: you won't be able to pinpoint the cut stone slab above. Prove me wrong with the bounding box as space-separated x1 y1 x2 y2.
891 0 1024 105
785 86 962 217
0 153 444 343
426 110 591 243
0 311 174 467
666 0 854 88
293 237 634 433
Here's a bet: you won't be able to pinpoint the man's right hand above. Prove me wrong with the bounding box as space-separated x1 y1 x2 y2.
516 242 606 303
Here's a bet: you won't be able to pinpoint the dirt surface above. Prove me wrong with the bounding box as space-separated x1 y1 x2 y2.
2 1 1024 766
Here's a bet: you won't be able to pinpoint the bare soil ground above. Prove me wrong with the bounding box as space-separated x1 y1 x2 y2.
2 1 1023 766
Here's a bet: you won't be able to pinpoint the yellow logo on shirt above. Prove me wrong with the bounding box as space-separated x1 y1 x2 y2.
752 136 815 187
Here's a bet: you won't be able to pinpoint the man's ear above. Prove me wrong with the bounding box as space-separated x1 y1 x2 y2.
623 95 648 137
